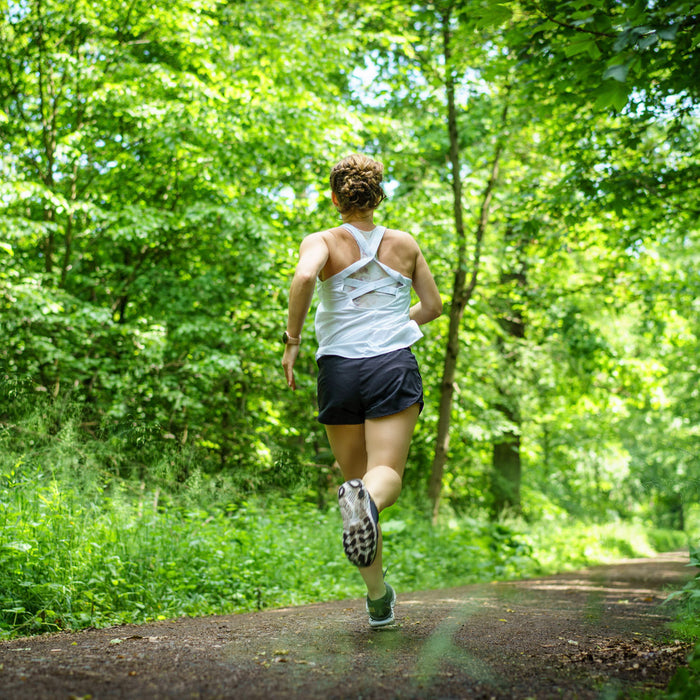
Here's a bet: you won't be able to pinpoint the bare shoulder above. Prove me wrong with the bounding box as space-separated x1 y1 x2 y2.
384 227 418 243
383 228 420 253
300 230 331 250
309 226 346 246
303 229 330 243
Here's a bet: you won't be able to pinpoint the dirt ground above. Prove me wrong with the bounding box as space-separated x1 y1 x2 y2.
0 551 695 700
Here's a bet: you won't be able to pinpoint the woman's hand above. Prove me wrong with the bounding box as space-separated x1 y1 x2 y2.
282 344 301 390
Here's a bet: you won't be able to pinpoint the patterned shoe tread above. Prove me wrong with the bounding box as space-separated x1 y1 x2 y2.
338 479 379 568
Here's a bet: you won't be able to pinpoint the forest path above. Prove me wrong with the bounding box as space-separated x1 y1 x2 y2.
0 551 694 699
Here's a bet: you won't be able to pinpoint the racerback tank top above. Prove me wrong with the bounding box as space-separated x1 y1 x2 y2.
314 224 423 359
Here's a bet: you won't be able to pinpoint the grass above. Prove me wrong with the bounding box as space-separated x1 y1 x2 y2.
1 451 689 640
0 392 693 641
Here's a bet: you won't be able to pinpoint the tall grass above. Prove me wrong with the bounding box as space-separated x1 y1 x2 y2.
2 466 683 639
0 391 689 639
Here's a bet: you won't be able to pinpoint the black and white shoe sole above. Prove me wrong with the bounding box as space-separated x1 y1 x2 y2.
338 479 378 568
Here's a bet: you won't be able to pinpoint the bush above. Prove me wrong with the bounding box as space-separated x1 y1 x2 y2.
648 529 690 553
658 546 700 698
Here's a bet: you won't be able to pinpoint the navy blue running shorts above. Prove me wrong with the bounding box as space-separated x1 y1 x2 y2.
316 347 424 425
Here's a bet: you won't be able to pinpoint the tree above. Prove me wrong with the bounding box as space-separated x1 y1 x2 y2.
509 0 700 110
0 0 367 477
490 224 527 516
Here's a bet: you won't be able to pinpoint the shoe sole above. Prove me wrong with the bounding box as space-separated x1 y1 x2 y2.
367 585 396 628
338 479 378 568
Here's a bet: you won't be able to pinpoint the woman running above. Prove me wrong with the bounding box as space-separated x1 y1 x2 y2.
282 154 442 627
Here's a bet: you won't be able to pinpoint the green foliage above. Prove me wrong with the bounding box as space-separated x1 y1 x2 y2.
0 0 355 478
648 529 692 554
0 400 670 640
508 0 700 109
0 397 354 637
666 546 700 637
660 546 700 698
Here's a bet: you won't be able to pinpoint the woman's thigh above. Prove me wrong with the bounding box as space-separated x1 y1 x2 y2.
364 403 420 478
325 402 420 482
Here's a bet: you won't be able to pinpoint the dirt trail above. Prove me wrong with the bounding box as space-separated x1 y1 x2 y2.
0 551 694 699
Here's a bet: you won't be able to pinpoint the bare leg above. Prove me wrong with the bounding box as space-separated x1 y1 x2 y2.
364 404 420 509
326 404 420 599
325 423 367 483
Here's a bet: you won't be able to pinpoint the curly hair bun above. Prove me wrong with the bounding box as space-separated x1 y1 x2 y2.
330 154 387 213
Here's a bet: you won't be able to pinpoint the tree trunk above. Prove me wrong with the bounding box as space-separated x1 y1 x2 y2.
427 12 509 521
491 405 522 516
427 10 466 521
36 0 58 276
490 228 526 517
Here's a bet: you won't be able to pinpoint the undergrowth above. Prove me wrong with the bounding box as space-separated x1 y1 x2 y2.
657 546 700 699
0 455 685 640
0 391 691 641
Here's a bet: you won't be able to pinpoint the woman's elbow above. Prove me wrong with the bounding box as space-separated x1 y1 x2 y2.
293 268 318 289
428 298 443 321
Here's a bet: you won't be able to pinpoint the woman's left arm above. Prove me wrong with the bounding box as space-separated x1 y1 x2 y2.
409 248 442 326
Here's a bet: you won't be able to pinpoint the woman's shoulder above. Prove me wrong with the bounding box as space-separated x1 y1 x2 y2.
311 226 347 242
302 227 346 245
383 227 420 249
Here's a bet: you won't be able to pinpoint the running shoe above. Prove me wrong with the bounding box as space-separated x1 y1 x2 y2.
337 478 379 568
366 583 396 628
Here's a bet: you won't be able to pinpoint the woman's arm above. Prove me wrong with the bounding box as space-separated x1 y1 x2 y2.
409 249 442 325
282 233 329 389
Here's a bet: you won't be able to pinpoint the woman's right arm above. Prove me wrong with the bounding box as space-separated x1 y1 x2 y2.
282 233 329 389
285 233 329 337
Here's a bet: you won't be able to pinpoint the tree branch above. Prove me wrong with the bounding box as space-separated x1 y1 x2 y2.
532 2 617 39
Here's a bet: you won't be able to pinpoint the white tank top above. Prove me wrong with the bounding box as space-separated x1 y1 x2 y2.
315 224 423 359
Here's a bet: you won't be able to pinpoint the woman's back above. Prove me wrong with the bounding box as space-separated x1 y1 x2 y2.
315 224 422 359
319 226 418 282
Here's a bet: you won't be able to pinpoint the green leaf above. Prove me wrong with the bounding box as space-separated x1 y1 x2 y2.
474 2 513 27
594 80 631 111
638 33 658 50
603 63 630 83
613 28 633 53
564 38 598 57
657 24 680 41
